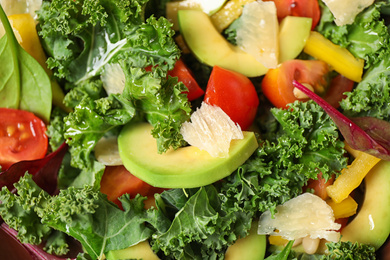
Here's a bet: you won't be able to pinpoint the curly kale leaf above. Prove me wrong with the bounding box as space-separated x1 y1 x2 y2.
151 186 252 259
322 241 376 260
220 101 348 216
0 173 69 256
340 52 390 122
317 1 390 68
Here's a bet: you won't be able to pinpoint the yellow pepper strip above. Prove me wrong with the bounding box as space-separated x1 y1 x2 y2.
304 31 364 82
326 150 381 203
210 0 256 32
7 13 71 112
268 235 289 246
327 196 358 219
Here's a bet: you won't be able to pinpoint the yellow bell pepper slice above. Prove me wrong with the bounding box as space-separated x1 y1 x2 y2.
7 13 70 112
326 148 381 203
327 196 358 219
304 31 364 82
210 0 256 32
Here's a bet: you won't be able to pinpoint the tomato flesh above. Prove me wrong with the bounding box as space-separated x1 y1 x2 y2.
261 59 329 108
204 66 259 130
323 75 354 109
265 0 321 30
100 165 165 209
0 108 48 171
168 59 204 101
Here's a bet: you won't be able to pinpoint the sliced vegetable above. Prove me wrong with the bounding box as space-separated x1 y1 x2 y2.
326 149 380 203
100 165 162 208
322 75 354 109
304 172 334 200
118 122 258 188
168 58 204 101
204 66 259 130
326 196 358 219
261 59 329 108
304 31 364 82
0 108 48 171
264 0 321 30
178 10 268 77
210 0 256 32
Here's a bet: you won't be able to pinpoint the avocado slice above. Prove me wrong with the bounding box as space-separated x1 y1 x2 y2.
105 241 159 260
178 10 268 77
225 222 266 260
340 160 390 249
118 123 258 188
279 16 312 63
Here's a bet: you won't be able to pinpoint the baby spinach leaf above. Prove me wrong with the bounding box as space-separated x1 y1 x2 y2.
0 4 52 122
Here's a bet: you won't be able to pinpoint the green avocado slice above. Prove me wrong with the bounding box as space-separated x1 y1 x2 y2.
118 122 258 188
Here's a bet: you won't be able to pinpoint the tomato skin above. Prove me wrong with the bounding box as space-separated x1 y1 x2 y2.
261 59 329 108
146 59 204 101
0 108 48 171
323 75 354 109
304 173 335 200
168 59 204 101
100 165 165 208
265 0 321 30
204 66 259 130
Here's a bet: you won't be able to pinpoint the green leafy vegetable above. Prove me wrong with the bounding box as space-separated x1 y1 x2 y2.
220 100 348 216
322 241 376 260
0 4 52 122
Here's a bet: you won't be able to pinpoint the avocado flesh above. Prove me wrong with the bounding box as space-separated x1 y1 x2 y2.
178 10 268 77
225 222 266 260
118 123 258 188
279 16 312 63
340 160 390 249
105 241 159 260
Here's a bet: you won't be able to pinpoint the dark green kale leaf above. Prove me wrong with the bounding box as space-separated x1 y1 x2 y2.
322 241 376 260
0 173 69 256
220 101 348 216
151 186 252 260
340 53 390 122
317 1 390 68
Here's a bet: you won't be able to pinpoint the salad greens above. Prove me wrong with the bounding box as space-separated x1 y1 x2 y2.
0 4 52 122
0 0 389 259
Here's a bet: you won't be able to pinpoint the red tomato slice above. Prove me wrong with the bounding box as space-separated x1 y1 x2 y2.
0 108 48 171
204 66 259 130
304 172 335 200
100 165 165 209
261 59 329 108
168 59 204 101
146 59 204 101
265 0 321 30
323 75 355 109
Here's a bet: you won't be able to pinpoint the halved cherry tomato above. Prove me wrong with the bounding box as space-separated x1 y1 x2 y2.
304 172 335 200
265 0 321 30
146 59 204 101
261 59 329 108
323 75 355 109
168 59 204 101
204 66 259 130
0 108 48 171
100 165 165 209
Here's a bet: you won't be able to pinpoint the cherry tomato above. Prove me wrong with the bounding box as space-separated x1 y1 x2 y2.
100 165 165 209
304 173 335 200
146 59 204 101
261 59 329 108
323 75 355 109
265 0 321 30
204 66 259 130
168 59 204 101
0 108 48 171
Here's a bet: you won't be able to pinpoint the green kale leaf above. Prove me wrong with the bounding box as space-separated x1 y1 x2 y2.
220 101 348 216
322 241 376 260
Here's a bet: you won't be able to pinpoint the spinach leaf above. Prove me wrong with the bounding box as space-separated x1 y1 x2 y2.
0 5 52 122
